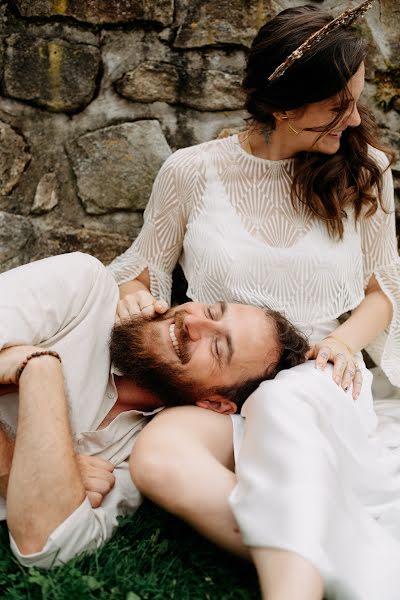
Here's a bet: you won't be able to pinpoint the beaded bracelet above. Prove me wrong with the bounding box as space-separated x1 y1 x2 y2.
16 350 62 382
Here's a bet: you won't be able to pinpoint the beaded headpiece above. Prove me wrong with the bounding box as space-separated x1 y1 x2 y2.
268 0 375 83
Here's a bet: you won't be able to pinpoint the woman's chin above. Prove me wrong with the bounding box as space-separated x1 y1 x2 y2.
317 139 341 155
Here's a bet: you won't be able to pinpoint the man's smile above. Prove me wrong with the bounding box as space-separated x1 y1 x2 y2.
169 322 182 360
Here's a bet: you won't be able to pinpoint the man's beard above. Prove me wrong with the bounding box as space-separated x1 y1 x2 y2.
109 310 199 407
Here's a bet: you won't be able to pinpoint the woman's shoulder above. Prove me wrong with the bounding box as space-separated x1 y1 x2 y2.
162 136 235 172
367 144 391 172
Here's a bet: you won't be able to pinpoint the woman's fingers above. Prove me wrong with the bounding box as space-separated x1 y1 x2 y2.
154 300 168 314
116 291 168 323
352 367 363 401
341 366 355 392
315 345 332 370
312 341 363 401
333 359 363 399
332 352 347 386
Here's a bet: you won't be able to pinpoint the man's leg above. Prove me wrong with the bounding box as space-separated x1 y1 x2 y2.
6 353 85 554
130 405 249 559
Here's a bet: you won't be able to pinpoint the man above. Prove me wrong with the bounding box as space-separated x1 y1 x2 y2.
0 252 308 569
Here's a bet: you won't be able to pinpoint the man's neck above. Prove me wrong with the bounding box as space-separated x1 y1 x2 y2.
113 375 164 412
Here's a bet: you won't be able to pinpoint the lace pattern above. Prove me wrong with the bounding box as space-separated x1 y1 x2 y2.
108 136 400 385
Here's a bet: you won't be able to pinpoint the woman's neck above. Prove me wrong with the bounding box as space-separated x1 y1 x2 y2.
243 125 299 161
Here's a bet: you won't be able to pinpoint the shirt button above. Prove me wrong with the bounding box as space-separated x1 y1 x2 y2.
107 391 115 400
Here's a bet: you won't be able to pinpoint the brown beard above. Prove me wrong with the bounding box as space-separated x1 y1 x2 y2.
109 309 200 407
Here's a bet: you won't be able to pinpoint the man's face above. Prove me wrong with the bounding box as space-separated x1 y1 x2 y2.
110 301 279 406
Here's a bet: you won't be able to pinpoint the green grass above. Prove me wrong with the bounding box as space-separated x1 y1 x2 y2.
0 501 260 599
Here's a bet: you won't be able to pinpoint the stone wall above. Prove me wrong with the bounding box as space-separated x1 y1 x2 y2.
0 0 399 272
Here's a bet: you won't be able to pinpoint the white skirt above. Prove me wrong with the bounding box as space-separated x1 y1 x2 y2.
229 323 400 600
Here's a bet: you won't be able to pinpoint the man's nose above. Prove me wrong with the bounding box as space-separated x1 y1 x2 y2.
183 314 219 342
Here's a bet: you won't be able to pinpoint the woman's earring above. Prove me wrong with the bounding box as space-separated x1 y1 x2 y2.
281 114 300 135
287 121 301 135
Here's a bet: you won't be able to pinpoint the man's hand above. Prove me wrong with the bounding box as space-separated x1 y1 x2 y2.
76 455 115 508
0 345 42 385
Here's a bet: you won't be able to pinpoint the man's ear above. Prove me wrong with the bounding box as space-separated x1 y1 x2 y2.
195 397 237 415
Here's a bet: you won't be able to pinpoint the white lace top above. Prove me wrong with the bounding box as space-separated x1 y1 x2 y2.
108 134 400 386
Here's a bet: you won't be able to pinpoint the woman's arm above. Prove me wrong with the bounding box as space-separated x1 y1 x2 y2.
309 150 398 397
330 275 393 354
308 275 392 399
108 150 198 316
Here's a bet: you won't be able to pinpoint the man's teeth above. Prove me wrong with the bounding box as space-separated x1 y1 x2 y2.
169 323 181 359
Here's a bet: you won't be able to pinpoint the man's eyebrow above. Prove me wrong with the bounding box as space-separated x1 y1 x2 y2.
218 301 233 365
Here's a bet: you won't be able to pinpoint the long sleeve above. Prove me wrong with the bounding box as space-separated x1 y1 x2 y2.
10 461 141 569
360 148 400 386
108 150 199 303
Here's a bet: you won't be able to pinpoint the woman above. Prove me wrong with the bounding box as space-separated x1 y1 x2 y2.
109 3 400 599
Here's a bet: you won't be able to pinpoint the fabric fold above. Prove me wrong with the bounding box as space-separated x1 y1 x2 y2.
230 362 400 600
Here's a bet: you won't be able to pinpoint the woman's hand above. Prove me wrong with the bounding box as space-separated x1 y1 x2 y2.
116 290 168 323
306 337 362 400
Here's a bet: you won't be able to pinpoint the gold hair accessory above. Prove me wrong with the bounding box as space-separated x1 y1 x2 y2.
268 0 375 83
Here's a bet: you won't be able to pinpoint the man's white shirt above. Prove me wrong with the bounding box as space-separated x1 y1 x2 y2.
0 252 161 567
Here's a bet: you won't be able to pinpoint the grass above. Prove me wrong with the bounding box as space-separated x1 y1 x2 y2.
0 501 260 600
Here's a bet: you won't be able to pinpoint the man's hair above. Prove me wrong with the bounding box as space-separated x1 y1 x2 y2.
211 308 309 410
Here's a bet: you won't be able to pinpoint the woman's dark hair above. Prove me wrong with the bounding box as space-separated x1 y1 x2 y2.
243 5 395 238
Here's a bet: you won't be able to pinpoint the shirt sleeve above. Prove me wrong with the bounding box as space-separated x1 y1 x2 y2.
360 147 400 387
0 252 117 350
107 149 198 303
9 461 141 569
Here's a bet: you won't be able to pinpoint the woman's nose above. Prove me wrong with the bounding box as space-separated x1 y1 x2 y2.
345 103 361 128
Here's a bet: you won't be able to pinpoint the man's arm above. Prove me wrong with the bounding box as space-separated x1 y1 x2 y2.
0 425 115 506
0 425 13 497
1 346 85 554
10 460 141 569
0 252 117 350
